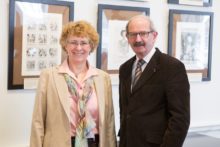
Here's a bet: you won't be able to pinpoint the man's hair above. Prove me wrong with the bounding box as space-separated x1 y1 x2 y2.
126 15 157 34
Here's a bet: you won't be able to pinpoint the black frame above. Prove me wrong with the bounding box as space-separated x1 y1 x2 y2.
168 9 213 81
8 0 74 90
168 0 212 7
97 4 150 74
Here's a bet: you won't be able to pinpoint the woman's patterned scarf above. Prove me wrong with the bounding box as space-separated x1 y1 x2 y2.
64 74 96 147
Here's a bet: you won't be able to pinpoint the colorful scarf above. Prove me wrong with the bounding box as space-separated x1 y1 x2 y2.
64 74 96 147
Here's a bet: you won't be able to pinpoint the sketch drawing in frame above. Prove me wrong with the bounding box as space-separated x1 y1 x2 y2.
8 0 74 89
97 4 150 74
22 13 62 76
168 9 213 81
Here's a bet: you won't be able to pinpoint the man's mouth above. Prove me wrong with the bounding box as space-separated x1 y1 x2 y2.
133 42 145 47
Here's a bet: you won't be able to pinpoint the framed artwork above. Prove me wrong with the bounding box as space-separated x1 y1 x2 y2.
97 4 150 74
168 9 213 81
119 0 150 1
168 0 212 7
8 0 74 90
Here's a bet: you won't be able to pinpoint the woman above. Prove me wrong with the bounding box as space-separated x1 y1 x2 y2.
30 21 117 147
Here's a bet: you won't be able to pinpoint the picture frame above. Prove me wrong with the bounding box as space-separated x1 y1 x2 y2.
8 0 74 90
168 0 212 7
97 4 150 74
119 0 150 1
168 9 213 81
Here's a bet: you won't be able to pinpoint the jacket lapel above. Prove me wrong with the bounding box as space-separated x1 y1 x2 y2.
53 67 70 120
131 49 161 94
93 75 105 126
122 56 136 95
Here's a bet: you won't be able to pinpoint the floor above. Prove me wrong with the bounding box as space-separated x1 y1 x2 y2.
115 129 220 147
183 130 220 147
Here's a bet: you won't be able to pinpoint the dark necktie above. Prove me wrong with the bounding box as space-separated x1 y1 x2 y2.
132 59 145 87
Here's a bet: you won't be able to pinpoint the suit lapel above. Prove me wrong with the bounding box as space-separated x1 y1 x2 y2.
123 56 136 96
53 67 70 120
132 49 161 94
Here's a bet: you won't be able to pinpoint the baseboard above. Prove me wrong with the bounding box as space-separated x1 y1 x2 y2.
189 124 220 133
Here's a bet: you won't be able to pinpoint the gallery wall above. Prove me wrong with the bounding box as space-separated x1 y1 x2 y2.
1 0 220 146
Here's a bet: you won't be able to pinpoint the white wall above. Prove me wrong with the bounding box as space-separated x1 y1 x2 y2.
1 0 220 146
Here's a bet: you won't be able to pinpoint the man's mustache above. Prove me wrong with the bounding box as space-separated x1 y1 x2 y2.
133 42 145 47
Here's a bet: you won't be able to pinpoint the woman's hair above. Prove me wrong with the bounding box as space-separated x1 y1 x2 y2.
60 20 99 52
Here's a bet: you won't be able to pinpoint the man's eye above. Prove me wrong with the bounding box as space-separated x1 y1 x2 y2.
140 32 147 36
131 33 137 37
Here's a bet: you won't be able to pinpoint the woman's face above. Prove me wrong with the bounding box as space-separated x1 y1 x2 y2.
65 36 91 64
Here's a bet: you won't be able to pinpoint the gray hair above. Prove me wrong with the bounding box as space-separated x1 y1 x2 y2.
125 15 157 34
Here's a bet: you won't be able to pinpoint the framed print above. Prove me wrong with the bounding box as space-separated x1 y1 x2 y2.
119 0 150 1
168 0 212 7
168 9 213 81
8 0 74 90
97 4 150 74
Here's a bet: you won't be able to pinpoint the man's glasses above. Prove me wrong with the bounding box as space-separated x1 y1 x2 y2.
127 31 153 39
67 40 90 47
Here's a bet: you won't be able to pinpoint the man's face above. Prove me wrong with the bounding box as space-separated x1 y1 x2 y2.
126 17 158 59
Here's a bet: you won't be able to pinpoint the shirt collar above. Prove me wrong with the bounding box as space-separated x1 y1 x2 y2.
58 59 98 80
135 47 156 63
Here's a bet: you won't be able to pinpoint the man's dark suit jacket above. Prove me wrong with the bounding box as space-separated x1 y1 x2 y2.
119 48 190 147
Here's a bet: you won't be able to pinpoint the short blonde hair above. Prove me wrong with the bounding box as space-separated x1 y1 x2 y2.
60 20 99 52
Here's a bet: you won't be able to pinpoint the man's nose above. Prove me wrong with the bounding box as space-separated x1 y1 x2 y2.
135 34 142 41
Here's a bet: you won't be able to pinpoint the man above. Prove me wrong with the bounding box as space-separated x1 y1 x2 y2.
118 15 190 147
